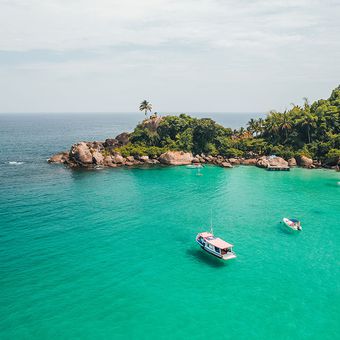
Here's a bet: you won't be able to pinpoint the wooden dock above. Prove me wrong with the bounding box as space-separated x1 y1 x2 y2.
267 166 290 171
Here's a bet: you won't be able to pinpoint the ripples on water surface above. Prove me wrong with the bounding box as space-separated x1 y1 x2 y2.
0 113 339 339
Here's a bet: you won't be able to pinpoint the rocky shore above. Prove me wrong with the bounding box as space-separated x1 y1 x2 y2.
48 133 334 170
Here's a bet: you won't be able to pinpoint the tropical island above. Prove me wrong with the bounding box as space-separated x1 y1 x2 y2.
49 86 340 170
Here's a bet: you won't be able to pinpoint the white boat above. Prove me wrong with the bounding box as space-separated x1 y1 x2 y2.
283 218 302 231
196 231 236 260
186 164 203 169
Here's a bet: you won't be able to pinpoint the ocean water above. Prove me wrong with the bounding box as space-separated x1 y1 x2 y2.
0 113 339 340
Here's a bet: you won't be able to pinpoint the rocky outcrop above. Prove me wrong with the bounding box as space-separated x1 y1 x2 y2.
70 142 93 165
221 161 233 168
139 155 149 162
313 160 321 167
229 158 241 165
269 156 289 168
49 147 332 171
103 156 114 167
48 152 69 163
241 158 257 166
142 116 163 131
159 151 193 165
288 158 297 167
92 151 104 165
103 139 118 149
112 154 125 164
115 133 130 146
256 157 269 168
298 155 314 168
147 159 160 164
256 156 288 169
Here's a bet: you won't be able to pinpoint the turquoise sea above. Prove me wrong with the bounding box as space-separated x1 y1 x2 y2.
0 113 339 339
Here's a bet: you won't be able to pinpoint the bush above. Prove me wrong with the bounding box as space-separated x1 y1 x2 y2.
117 143 165 158
224 148 244 158
295 146 313 159
325 148 340 160
268 145 295 159
204 143 218 156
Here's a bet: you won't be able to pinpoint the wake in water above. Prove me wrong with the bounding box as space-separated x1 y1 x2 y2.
7 161 24 165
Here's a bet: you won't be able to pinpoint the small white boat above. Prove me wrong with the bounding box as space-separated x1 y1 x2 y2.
283 218 302 231
186 164 203 169
196 231 236 260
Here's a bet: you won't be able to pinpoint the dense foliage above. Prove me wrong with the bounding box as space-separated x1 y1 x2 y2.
118 86 340 162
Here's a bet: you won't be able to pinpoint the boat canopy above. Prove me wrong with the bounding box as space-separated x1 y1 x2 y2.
198 232 233 249
290 219 299 223
207 238 233 249
199 232 213 238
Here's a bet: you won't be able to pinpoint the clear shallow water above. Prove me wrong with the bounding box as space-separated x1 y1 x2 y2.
0 113 339 339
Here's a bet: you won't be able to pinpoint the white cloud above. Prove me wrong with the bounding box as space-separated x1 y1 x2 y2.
0 0 332 51
0 0 339 112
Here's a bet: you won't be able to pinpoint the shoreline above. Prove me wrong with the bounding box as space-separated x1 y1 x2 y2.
49 147 338 171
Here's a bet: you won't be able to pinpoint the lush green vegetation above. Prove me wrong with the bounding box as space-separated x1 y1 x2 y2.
118 86 340 163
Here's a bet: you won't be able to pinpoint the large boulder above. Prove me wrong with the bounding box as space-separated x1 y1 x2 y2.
115 133 130 146
92 151 104 165
256 156 288 168
90 141 104 151
159 151 193 165
142 116 163 131
146 159 160 164
48 152 69 164
298 155 314 168
221 161 233 168
139 155 149 162
70 142 93 164
103 156 114 166
241 158 257 165
288 158 297 167
103 139 118 148
256 156 270 168
228 158 241 165
126 156 135 162
268 156 288 168
112 154 125 164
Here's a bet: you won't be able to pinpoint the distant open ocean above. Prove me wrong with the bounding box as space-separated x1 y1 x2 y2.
0 112 339 339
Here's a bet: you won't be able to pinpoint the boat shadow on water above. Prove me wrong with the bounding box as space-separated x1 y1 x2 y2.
186 248 227 268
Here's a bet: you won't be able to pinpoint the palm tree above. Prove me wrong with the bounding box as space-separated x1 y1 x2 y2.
139 100 152 116
297 113 317 143
303 97 310 111
280 112 292 142
247 118 257 136
257 118 264 136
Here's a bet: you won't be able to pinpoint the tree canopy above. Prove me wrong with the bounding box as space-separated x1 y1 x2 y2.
119 86 340 161
139 100 152 116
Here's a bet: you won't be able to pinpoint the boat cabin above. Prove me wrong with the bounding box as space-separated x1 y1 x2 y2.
283 218 302 231
196 232 236 260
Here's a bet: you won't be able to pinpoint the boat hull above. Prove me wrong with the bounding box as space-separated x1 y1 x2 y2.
283 218 302 231
196 239 236 260
197 241 223 259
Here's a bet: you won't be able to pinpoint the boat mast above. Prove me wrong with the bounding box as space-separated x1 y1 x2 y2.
210 208 214 235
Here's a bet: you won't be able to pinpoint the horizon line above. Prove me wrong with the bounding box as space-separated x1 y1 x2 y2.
0 111 266 115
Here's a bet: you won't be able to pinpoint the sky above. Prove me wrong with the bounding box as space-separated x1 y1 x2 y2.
0 0 339 113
